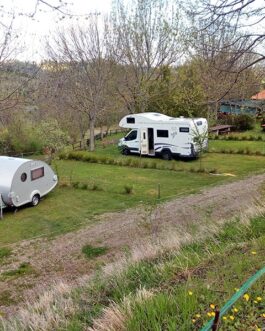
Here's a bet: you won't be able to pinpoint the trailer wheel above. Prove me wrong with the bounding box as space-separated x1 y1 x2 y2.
31 194 40 206
161 150 172 160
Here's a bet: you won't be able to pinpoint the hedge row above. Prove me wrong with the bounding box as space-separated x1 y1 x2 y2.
59 151 218 174
209 134 265 141
209 148 265 156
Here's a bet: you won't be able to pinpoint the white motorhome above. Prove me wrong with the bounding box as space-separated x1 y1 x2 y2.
0 156 58 209
118 113 208 159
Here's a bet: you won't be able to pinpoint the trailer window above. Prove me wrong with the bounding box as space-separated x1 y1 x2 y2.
157 130 169 138
31 167 44 181
196 121 202 126
127 117 135 124
179 127 189 133
21 173 27 182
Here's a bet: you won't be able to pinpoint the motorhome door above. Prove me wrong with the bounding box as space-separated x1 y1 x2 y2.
140 128 148 155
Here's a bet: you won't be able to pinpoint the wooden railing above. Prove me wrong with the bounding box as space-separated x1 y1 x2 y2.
72 128 128 150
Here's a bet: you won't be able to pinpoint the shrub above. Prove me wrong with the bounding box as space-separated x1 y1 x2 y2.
72 181 80 189
80 183 88 190
91 183 101 191
233 114 255 131
124 184 133 194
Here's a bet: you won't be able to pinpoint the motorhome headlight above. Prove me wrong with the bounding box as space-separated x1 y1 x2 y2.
53 175 58 182
118 138 125 147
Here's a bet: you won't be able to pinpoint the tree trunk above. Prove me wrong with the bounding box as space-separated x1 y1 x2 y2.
100 126 104 140
89 118 95 151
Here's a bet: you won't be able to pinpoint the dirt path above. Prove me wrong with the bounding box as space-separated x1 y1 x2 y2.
0 173 265 316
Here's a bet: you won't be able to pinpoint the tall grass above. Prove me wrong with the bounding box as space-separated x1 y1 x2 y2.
1 204 265 331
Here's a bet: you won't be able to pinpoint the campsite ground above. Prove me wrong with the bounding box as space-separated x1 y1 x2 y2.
0 132 264 327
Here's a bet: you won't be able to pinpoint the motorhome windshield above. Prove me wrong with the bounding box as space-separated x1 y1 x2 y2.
125 130 137 141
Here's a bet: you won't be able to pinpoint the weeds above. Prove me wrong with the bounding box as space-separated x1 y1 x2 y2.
82 245 108 259
0 247 12 260
1 262 34 280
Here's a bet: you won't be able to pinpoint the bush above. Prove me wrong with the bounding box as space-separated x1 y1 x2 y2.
80 183 88 190
124 184 133 194
72 181 80 189
233 114 255 131
91 183 101 191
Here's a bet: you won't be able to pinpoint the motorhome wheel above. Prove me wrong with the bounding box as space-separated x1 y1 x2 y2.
161 150 172 160
122 147 130 155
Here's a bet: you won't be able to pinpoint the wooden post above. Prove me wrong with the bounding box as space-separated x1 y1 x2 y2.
157 183 161 200
212 309 220 331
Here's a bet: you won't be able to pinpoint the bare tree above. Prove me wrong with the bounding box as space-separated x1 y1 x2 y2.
111 0 183 114
189 0 265 74
47 17 114 151
182 6 264 121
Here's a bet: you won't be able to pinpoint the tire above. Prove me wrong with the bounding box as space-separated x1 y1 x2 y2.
161 150 172 161
31 194 40 206
122 147 130 155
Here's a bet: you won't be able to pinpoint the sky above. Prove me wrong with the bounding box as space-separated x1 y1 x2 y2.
0 0 112 62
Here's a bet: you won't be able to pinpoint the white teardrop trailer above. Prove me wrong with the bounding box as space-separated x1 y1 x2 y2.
0 156 58 215
118 113 208 160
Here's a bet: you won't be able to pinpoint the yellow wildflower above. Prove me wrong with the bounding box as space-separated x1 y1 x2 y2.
256 297 262 301
261 313 265 318
229 315 235 320
192 319 196 323
207 312 212 317
256 328 261 331
254 300 258 304
210 304 215 309
195 314 201 318
223 316 227 321
251 251 257 255
234 288 239 292
243 293 250 301
233 308 238 313
211 312 215 317
188 291 193 296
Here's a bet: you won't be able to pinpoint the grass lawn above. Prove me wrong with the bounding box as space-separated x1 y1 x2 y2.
0 160 230 246
0 134 264 246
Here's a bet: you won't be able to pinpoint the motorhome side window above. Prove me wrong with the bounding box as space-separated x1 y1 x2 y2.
31 167 44 181
179 127 189 133
126 130 137 141
157 130 169 138
127 117 135 124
